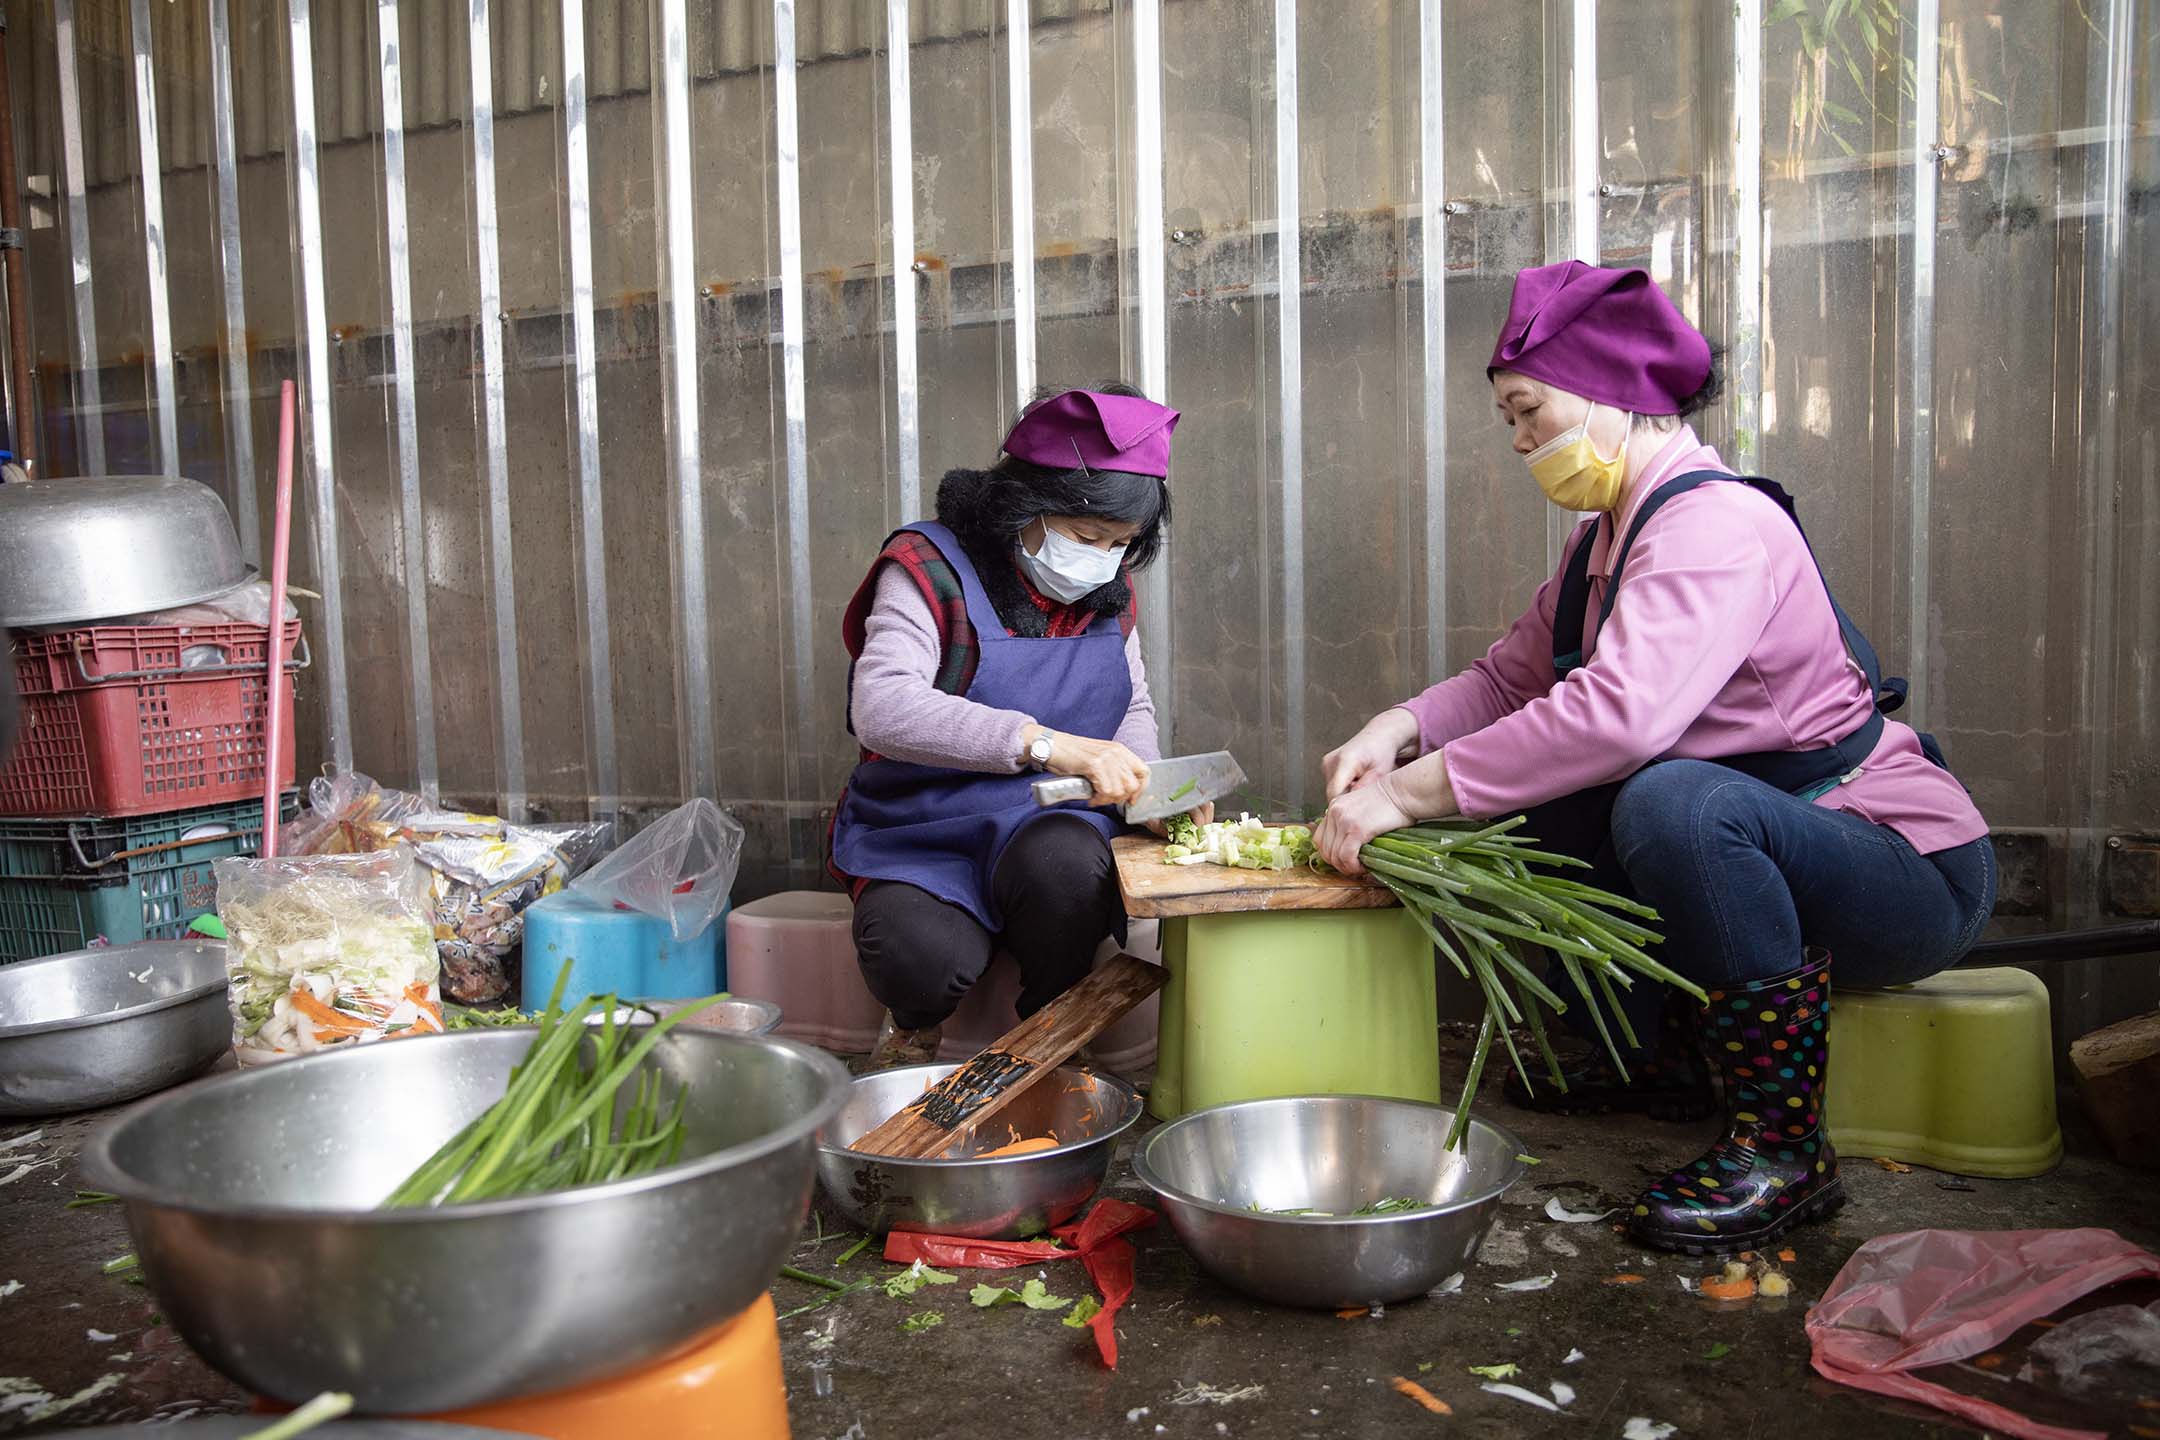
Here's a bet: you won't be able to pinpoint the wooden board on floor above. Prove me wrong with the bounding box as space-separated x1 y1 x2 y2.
1110 832 1397 919
846 953 1167 1160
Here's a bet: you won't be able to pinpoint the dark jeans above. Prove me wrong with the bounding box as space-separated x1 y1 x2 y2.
851 815 1124 1031
1527 759 1997 1055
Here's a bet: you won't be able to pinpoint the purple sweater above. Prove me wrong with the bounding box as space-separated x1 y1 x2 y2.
850 563 1161 772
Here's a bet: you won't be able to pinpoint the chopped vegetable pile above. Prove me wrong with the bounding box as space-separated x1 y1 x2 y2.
381 970 723 1207
1246 1195 1428 1218
1161 813 1315 871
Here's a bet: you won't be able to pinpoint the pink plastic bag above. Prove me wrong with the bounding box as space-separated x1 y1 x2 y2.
1807 1228 2160 1440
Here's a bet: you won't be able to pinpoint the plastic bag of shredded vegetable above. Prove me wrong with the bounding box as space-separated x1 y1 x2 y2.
214 849 445 1065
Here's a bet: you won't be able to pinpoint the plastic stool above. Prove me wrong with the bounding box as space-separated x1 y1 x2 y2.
1826 966 2062 1178
422 1293 788 1440
726 890 885 1052
941 920 1164 1073
1150 907 1440 1121
520 889 725 1011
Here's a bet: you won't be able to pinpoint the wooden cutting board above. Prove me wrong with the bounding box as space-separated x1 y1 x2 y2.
1111 832 1397 919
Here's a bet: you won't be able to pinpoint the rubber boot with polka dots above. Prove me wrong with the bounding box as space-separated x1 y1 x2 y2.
1626 951 1845 1255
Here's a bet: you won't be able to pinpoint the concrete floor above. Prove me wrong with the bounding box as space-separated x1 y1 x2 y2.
3 1030 2155 1438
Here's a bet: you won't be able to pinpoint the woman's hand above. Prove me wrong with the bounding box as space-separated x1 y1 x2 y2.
1312 780 1415 876
1322 709 1422 801
1039 732 1152 808
1143 801 1215 838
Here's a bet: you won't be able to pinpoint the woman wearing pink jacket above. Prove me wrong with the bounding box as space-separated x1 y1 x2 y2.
1312 262 1994 1254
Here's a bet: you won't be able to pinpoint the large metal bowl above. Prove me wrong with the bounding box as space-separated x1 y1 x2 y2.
0 474 251 627
80 1028 852 1413
0 940 229 1117
817 1062 1143 1238
1134 1094 1528 1308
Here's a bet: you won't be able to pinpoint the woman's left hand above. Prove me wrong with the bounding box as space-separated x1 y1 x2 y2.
1311 783 1414 876
1144 801 1216 838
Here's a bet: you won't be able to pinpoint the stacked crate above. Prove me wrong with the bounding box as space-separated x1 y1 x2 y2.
0 619 302 963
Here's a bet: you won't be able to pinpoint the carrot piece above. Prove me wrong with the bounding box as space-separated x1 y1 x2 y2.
1603 1274 1646 1285
1337 1307 1368 1320
291 990 370 1033
1974 1354 2005 1371
1391 1377 1451 1415
1698 1276 1758 1302
1777 1248 1798 1263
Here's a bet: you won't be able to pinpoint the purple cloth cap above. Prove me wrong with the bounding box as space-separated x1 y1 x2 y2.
1487 261 1712 416
1001 390 1182 478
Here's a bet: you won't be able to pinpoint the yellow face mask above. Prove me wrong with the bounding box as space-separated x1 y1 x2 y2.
1524 402 1630 511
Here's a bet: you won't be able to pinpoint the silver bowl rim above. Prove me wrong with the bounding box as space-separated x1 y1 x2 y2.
2 568 260 630
0 941 227 1041
818 1061 1144 1167
78 1027 853 1224
1131 1092 1530 1227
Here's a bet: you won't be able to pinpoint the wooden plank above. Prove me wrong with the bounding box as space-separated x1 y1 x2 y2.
1110 833 1397 919
846 954 1167 1160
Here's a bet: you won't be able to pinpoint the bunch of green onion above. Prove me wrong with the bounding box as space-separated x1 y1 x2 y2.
382 972 724 1207
1356 817 1705 1149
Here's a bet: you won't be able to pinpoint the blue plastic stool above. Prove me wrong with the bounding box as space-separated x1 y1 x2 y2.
520 889 728 1011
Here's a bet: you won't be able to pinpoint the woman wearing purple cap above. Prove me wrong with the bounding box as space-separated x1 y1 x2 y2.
828 383 1202 1070
1312 262 1994 1254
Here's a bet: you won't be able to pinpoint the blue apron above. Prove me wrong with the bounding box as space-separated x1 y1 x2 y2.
828 521 1131 931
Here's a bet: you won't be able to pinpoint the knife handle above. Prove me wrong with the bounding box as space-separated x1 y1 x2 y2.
1032 776 1096 808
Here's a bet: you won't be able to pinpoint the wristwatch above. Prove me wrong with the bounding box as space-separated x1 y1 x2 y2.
1026 729 1058 770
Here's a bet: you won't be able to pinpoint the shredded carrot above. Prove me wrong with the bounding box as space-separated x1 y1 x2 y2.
1337 1307 1368 1320
1698 1276 1758 1302
977 1136 1059 1158
2031 1318 2060 1329
290 990 370 1033
1777 1248 1797 1263
1974 1354 2005 1371
2139 1398 2160 1411
1872 1157 1913 1173
1739 1251 1757 1261
1391 1377 1451 1415
1603 1274 1646 1285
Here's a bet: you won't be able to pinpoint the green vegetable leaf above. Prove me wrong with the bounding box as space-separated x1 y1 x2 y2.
67 1191 118 1208
1505 1327 1524 1337
1018 1278 1072 1312
1167 778 1199 802
971 1283 1021 1308
1417 1361 1435 1374
101 1254 139 1276
835 1234 873 1266
883 1260 958 1298
1705 1342 1734 1360
1064 1294 1102 1329
1513 1154 1542 1167
900 1310 944 1335
1468 1363 1520 1380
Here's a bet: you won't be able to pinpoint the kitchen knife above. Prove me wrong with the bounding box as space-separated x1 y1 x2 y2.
1030 750 1248 825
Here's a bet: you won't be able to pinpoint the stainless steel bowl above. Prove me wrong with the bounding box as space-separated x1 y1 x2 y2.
817 1063 1143 1238
80 1028 852 1413
0 474 251 627
589 997 783 1035
0 940 229 1118
1134 1094 1528 1309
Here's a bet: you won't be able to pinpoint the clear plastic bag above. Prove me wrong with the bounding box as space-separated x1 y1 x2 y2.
568 798 743 941
2019 1301 2160 1397
282 771 430 857
214 849 445 1066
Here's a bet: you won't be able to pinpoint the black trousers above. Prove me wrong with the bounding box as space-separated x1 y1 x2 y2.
852 816 1124 1032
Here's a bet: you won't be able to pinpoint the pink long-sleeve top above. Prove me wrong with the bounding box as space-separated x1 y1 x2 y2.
1399 426 1986 856
851 562 1161 772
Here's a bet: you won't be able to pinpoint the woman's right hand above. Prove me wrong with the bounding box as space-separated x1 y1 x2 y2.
1322 709 1422 801
1033 730 1151 808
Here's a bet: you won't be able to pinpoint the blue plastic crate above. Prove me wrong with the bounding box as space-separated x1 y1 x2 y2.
0 795 296 964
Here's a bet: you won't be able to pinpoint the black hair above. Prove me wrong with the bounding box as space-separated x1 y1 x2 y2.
1675 343 1728 419
931 380 1173 629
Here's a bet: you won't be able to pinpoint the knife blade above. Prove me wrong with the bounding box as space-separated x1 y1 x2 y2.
1030 750 1248 825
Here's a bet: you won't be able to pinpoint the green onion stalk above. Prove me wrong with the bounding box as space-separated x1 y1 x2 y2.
1352 817 1705 1150
382 968 726 1207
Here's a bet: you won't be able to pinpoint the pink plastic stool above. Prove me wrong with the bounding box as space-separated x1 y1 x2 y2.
723 891 885 1052
938 920 1161 1074
724 890 1158 1069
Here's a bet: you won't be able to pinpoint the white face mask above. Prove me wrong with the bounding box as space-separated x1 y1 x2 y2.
1017 520 1127 603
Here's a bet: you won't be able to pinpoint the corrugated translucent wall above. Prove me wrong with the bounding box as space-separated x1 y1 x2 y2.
8 0 2158 1035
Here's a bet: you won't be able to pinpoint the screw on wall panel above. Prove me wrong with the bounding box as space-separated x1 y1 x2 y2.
1597 182 1615 197
1931 145 1957 164
1441 201 1460 215
2108 836 2124 849
910 260 929 274
1170 228 1200 245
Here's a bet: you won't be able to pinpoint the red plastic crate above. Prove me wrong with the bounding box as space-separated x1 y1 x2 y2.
0 620 304 818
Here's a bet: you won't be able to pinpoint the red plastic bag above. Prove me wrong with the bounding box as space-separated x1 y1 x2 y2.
882 1198 1158 1369
1807 1228 2160 1440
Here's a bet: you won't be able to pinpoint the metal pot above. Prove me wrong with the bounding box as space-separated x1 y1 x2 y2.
1134 1094 1528 1308
0 474 251 627
0 940 229 1117
817 1062 1143 1238
80 1028 852 1413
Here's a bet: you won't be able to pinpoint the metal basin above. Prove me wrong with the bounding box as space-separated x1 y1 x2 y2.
1134 1094 1528 1308
817 1062 1142 1238
0 474 251 627
589 997 783 1035
80 1028 852 1413
0 940 229 1118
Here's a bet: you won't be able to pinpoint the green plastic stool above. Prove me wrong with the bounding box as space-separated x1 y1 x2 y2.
1825 966 2062 1178
1149 907 1441 1121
